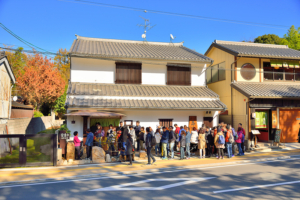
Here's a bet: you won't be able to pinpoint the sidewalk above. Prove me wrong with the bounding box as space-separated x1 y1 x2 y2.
1 149 300 184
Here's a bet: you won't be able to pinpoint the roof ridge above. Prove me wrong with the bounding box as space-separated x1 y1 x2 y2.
75 35 184 47
215 40 288 49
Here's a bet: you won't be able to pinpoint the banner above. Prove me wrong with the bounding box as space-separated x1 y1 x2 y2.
255 111 268 128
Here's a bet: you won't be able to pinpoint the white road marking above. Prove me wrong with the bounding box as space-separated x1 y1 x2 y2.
0 157 299 189
90 178 215 191
213 180 300 194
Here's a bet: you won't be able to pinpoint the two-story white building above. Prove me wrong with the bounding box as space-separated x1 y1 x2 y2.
66 35 226 140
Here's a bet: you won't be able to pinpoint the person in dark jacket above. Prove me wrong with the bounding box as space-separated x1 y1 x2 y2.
139 127 145 151
121 125 129 153
135 121 141 150
204 128 211 158
126 133 134 165
180 130 186 160
168 126 176 159
207 129 215 157
145 127 156 165
161 127 169 160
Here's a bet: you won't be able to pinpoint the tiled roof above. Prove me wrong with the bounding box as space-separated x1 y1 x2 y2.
66 98 226 110
12 102 34 109
231 82 300 98
69 35 212 62
67 82 219 98
205 40 300 59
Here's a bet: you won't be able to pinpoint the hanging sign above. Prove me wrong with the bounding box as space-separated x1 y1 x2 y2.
255 111 268 128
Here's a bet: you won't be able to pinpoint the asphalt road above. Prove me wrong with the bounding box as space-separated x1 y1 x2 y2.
1 157 300 200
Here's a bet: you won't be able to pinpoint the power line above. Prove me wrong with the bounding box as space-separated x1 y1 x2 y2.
0 47 67 58
58 0 291 30
0 23 55 54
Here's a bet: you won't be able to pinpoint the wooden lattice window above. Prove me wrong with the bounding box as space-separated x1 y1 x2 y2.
115 63 141 84
159 119 173 128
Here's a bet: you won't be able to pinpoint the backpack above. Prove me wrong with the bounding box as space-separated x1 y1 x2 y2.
241 134 245 143
228 132 234 144
151 135 156 146
234 134 239 140
218 134 225 145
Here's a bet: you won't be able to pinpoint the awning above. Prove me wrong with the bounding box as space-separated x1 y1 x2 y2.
65 110 125 117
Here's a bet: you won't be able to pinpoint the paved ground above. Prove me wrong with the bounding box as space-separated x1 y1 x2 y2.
0 150 300 199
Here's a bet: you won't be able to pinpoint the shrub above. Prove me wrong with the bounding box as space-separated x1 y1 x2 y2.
34 111 44 118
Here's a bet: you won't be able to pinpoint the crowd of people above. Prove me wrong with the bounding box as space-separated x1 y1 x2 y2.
72 121 246 166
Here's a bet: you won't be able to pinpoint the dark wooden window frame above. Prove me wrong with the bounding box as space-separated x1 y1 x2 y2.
159 119 173 128
263 62 300 82
115 62 142 84
167 65 191 86
206 61 226 84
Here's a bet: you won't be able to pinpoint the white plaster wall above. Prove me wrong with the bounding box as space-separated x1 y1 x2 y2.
191 63 206 86
71 57 208 86
67 116 84 140
71 57 115 83
142 63 167 85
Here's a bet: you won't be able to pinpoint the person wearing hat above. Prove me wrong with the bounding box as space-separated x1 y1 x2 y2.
214 127 225 159
161 127 169 160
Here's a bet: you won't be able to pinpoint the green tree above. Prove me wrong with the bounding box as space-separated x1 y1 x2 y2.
254 34 282 44
53 85 67 119
280 25 300 50
54 48 70 83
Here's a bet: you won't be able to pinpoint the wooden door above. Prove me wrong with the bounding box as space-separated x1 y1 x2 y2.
279 109 300 143
203 117 213 128
189 116 198 131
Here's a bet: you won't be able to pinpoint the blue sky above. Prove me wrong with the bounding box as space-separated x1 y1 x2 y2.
1 0 300 55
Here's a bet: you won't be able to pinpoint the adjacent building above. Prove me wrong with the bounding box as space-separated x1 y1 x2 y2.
66 35 226 140
205 40 300 143
0 52 16 124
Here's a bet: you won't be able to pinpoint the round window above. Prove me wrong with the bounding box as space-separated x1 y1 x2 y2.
241 63 256 80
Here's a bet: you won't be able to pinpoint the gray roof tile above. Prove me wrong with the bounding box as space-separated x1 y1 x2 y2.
205 40 300 59
69 35 212 62
68 82 219 98
67 98 226 110
231 82 300 98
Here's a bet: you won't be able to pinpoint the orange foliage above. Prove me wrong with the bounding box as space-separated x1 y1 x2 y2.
16 53 65 109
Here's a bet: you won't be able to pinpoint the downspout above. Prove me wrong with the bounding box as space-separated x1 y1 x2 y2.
9 85 13 119
230 56 242 125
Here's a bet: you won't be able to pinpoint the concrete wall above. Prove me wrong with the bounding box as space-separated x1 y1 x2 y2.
71 57 207 86
67 109 219 140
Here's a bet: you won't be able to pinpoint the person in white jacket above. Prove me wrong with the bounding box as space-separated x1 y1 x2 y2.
154 129 162 156
129 126 136 149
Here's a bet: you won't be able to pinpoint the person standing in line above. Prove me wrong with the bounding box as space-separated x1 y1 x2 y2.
207 129 214 158
139 127 145 151
134 121 141 151
150 127 155 136
85 129 94 160
129 126 136 150
198 128 206 159
236 127 244 156
174 124 180 151
122 125 129 153
74 131 81 160
180 130 186 160
126 133 134 165
225 125 234 158
214 127 225 159
154 128 161 156
190 127 198 154
107 124 113 137
161 127 169 160
145 127 156 165
185 126 191 159
168 126 176 160
107 127 116 151
228 125 236 157
238 123 246 153
204 127 211 158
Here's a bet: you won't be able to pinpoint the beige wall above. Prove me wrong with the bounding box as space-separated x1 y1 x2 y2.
236 57 260 82
206 47 234 115
232 88 248 137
